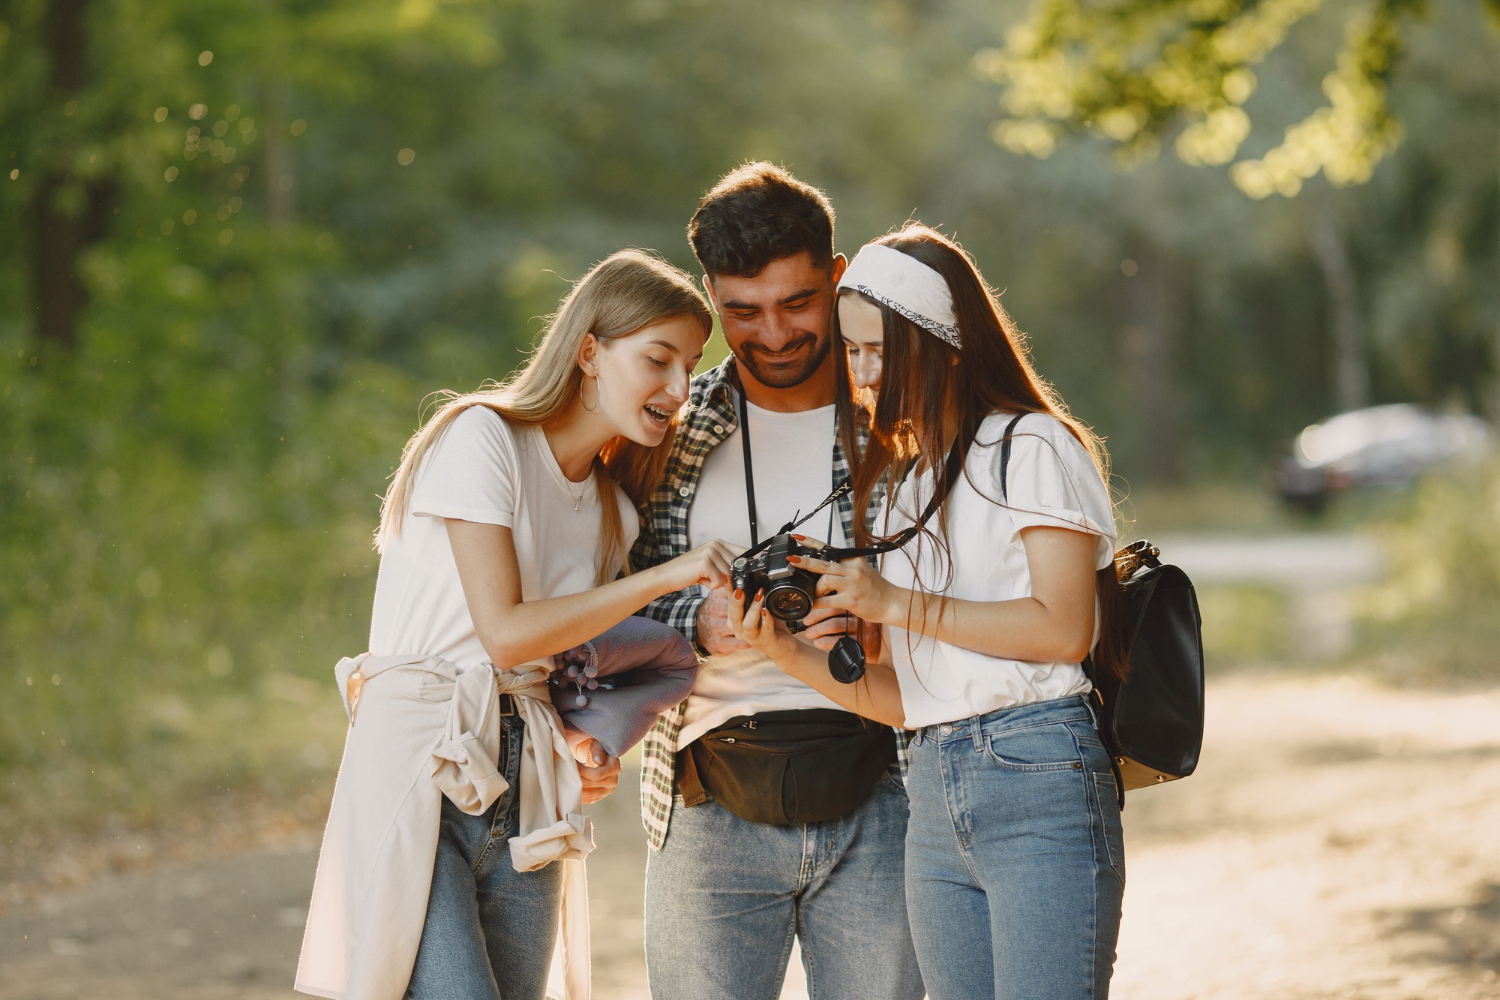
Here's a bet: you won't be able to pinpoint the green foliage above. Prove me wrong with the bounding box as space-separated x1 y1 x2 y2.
980 0 1495 198
1353 462 1500 681
0 0 1495 834
1198 584 1293 665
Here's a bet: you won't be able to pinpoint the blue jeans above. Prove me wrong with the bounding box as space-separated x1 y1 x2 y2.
405 713 563 1000
644 763 924 1000
904 696 1125 1000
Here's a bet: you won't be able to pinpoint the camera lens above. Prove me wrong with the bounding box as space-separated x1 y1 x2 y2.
766 583 812 621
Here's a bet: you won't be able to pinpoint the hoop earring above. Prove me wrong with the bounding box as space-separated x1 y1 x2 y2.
579 374 599 412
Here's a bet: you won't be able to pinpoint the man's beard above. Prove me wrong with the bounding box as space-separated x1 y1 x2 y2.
734 332 832 390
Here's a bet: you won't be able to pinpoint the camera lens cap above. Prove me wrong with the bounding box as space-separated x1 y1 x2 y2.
828 636 866 684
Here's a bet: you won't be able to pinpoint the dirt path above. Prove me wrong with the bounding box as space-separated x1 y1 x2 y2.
3 670 1498 999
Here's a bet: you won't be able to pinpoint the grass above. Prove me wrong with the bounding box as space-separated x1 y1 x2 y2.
1117 477 1422 540
1340 461 1500 686
1196 584 1293 667
1116 469 1499 689
1118 481 1295 538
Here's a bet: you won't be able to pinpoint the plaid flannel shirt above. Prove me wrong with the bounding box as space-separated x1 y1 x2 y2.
630 357 902 850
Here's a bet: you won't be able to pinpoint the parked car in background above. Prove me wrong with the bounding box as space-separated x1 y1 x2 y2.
1276 404 1492 511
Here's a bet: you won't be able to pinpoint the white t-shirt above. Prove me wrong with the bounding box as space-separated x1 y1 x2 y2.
678 399 847 749
368 405 638 671
881 412 1116 730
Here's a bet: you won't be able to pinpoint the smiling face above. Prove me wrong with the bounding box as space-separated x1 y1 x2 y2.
582 313 706 448
837 292 885 393
707 251 846 391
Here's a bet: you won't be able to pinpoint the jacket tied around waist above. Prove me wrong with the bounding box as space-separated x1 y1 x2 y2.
294 651 592 1000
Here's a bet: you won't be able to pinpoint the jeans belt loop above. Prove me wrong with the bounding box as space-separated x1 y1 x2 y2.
970 715 983 752
1081 692 1099 730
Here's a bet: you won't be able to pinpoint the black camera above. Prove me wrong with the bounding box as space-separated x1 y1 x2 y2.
731 533 821 628
732 532 868 685
724 420 955 688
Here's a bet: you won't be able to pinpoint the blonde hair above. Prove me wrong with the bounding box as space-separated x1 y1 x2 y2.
376 249 711 584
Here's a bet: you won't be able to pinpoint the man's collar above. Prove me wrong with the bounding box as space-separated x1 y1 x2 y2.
691 355 739 411
690 354 850 427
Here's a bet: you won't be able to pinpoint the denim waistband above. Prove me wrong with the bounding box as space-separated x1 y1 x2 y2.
911 695 1097 748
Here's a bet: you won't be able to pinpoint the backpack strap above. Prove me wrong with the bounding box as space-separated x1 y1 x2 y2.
998 413 1027 501
998 411 1126 809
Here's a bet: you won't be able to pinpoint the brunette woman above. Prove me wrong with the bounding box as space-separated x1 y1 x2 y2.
296 250 735 1000
731 226 1127 1000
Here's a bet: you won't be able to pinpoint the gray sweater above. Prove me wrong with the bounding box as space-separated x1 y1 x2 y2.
550 616 698 759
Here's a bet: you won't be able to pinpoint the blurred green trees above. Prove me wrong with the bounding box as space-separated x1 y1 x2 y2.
0 0 1496 828
1355 461 1500 681
983 0 1500 197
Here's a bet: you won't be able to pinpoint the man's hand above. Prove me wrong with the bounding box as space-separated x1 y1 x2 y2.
564 726 623 804
696 585 751 656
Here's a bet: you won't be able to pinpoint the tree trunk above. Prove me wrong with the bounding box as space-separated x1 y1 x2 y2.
28 0 116 352
1121 243 1183 483
262 82 295 227
1493 90 1500 422
1309 206 1369 414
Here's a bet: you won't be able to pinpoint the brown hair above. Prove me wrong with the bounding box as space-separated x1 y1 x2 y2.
688 162 835 278
840 225 1128 680
377 249 711 585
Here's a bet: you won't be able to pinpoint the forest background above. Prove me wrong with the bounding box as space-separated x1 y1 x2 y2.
1 0 1497 845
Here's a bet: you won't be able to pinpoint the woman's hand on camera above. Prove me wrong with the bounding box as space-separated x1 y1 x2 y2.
789 550 902 626
727 587 797 661
798 608 859 653
653 540 738 595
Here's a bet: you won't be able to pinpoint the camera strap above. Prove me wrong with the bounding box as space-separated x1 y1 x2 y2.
823 440 963 560
735 395 964 567
735 381 839 550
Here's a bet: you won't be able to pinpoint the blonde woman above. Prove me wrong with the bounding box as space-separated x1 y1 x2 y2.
296 250 735 1000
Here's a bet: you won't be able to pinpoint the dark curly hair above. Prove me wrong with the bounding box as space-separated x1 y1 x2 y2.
688 162 836 279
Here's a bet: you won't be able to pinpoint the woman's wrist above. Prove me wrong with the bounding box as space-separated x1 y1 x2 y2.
762 633 808 675
633 563 671 603
877 584 913 630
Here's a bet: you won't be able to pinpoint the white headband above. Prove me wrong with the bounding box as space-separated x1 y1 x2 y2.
837 243 961 350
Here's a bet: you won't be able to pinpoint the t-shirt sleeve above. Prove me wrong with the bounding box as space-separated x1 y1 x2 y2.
991 416 1116 570
408 406 519 527
616 484 642 576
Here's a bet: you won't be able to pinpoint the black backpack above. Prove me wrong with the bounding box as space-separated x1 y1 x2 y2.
998 414 1205 809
